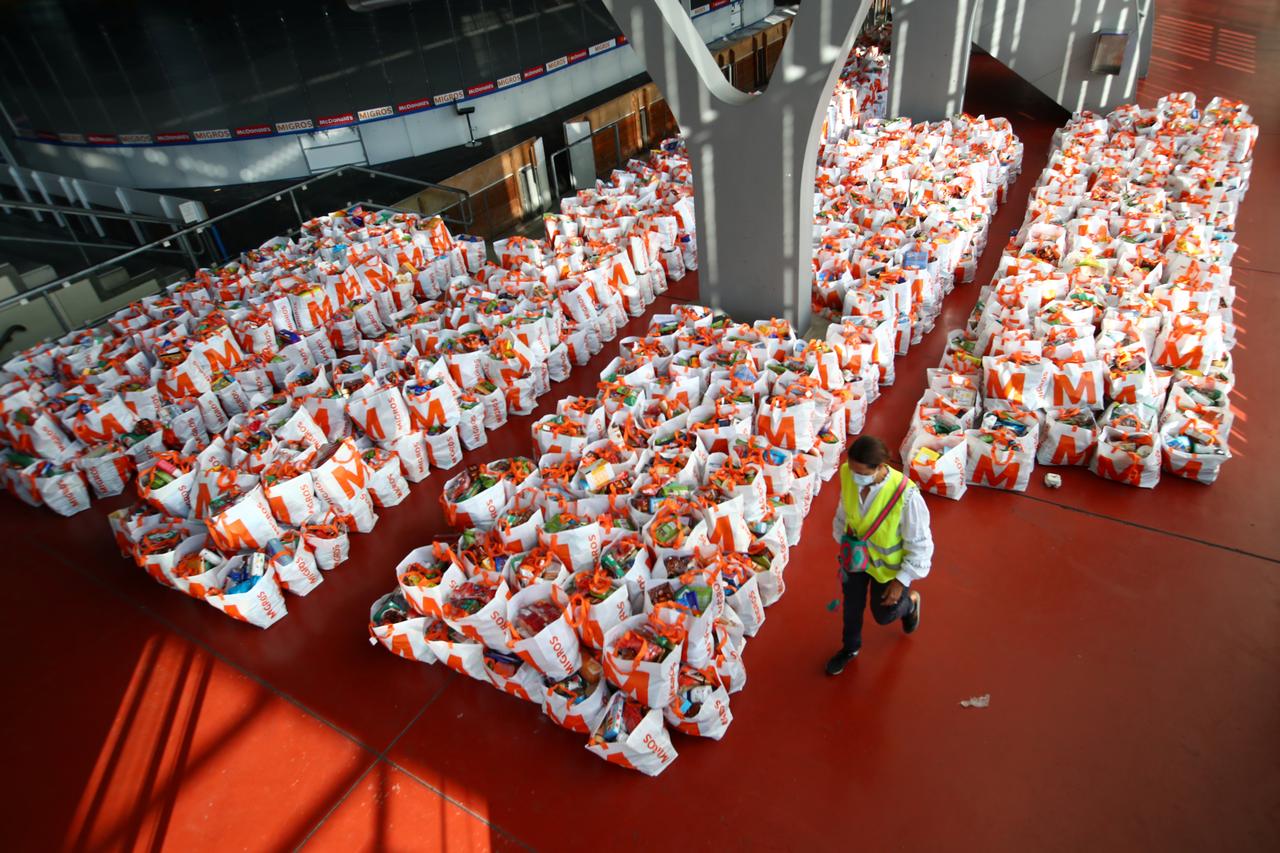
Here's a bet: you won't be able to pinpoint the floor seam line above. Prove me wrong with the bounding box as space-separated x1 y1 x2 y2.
1008 492 1280 563
376 678 453 757
379 758 541 853
291 755 382 852
29 537 387 758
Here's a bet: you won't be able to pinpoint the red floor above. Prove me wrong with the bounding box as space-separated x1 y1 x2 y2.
2 2 1278 850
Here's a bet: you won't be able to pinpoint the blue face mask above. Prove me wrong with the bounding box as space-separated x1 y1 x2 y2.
852 470 877 486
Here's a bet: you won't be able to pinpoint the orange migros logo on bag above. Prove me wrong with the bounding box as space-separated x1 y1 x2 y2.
714 696 731 727
756 413 796 448
385 630 415 659
201 337 244 376
427 226 451 255
335 273 363 307
1094 453 1142 485
1168 456 1203 480
309 405 333 437
542 534 575 570
707 514 739 550
193 481 213 517
971 455 1020 489
985 370 1026 403
213 518 266 552
1051 369 1098 406
305 293 336 328
1158 340 1204 369
362 261 393 291
73 412 129 445
354 405 388 441
257 589 279 620
604 259 634 290
1050 434 1090 465
548 634 574 676
157 368 202 400
326 443 368 498
909 465 952 497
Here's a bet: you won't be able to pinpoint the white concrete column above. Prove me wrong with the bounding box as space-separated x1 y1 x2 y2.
888 0 980 121
604 0 871 330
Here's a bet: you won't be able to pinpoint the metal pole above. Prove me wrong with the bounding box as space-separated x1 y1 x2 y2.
289 188 304 226
42 292 72 333
114 187 147 245
177 232 199 272
613 123 622 170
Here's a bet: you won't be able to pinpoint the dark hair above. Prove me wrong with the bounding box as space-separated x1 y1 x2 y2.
848 435 890 466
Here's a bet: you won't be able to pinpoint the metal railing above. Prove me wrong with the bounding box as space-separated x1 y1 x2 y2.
51 198 403 337
0 165 472 335
546 103 672 200
0 198 176 225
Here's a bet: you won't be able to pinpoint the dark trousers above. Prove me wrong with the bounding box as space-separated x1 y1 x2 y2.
842 571 914 651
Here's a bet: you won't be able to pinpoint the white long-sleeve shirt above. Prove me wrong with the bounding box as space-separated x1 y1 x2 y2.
832 472 934 587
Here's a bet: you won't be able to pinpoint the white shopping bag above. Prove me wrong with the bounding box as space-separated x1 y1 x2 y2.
1047 360 1107 409
347 385 412 442
29 466 93 516
538 517 604 573
207 484 283 552
712 623 747 694
1091 428 1161 488
701 495 751 553
558 565 632 651
303 522 350 570
424 426 464 470
663 665 733 740
756 399 816 451
585 692 679 776
983 353 1051 409
1037 409 1099 466
905 437 968 500
601 614 683 708
543 674 612 734
964 429 1035 492
726 572 767 637
365 453 410 507
204 557 289 629
442 573 512 651
367 593 439 664
270 534 325 597
1161 417 1231 484
395 545 467 618
424 637 487 680
441 469 509 530
643 585 720 669
382 432 431 482
506 584 582 680
264 470 328 527
483 655 547 702
311 439 379 533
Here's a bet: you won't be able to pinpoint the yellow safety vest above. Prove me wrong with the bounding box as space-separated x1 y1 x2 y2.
839 463 912 583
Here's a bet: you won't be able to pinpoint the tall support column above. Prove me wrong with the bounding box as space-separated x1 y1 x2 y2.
604 0 870 330
887 0 980 122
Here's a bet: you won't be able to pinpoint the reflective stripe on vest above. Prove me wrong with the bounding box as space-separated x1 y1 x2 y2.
839 463 911 584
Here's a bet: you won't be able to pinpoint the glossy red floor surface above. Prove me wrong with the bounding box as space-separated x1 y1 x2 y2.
3 3 1278 849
